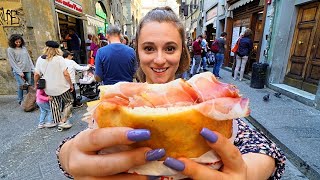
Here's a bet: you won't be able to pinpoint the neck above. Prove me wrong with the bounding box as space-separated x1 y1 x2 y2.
108 36 121 44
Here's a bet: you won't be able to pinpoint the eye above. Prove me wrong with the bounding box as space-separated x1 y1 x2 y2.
166 46 176 52
144 46 154 52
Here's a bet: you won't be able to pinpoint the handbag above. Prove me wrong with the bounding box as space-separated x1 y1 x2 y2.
37 57 49 89
19 79 29 90
231 38 240 53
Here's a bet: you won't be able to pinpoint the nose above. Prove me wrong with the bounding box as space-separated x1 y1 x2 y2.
154 51 166 65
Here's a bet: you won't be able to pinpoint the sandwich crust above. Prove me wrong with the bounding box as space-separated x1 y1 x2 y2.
93 102 232 158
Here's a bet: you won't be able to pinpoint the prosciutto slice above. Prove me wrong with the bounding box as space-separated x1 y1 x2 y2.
100 79 199 107
187 72 240 102
99 72 249 118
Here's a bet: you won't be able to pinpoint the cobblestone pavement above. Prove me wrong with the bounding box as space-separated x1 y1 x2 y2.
0 91 308 179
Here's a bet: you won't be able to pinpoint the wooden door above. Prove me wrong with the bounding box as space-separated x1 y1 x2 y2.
285 2 320 94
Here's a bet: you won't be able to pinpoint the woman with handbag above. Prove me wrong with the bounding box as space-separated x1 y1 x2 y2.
233 28 253 81
7 34 35 105
34 41 74 128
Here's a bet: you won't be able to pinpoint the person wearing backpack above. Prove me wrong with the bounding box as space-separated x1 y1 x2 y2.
233 28 253 81
212 32 227 79
190 35 203 76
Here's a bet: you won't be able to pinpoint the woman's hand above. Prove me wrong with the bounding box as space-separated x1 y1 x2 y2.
163 128 247 180
58 127 165 179
19 73 25 78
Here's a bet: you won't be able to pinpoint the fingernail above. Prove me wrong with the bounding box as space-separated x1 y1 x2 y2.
148 176 160 180
200 128 218 143
146 148 166 161
127 129 151 142
163 157 185 171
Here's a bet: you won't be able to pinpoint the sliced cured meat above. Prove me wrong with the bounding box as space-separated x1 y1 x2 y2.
101 79 199 108
195 97 250 120
187 72 240 102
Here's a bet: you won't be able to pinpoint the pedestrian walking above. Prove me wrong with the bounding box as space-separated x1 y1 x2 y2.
94 25 137 85
57 7 285 180
36 89 54 128
200 34 208 71
212 32 227 79
121 35 129 45
7 34 35 105
190 35 203 76
85 34 92 63
63 50 91 108
65 29 81 64
233 28 253 81
62 51 91 108
89 35 100 62
34 41 73 128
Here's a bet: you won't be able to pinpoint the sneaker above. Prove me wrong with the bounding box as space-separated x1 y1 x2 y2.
233 77 237 81
73 103 83 109
44 122 57 128
239 79 243 81
203 69 208 72
38 124 45 129
58 121 72 128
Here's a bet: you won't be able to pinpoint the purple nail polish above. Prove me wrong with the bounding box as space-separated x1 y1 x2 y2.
163 157 185 171
146 148 166 161
127 129 151 142
200 128 218 143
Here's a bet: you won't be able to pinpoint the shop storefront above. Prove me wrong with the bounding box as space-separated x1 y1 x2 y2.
226 0 265 74
54 0 86 63
204 6 217 43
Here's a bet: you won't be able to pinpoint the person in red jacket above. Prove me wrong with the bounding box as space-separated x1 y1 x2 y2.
190 35 203 76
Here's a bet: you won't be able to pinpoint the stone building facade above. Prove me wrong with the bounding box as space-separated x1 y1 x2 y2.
0 0 124 95
122 0 142 41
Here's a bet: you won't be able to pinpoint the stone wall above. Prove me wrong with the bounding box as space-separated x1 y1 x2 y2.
0 1 25 94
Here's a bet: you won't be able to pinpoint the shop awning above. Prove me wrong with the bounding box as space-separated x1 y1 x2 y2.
228 0 255 10
205 17 217 28
85 15 105 28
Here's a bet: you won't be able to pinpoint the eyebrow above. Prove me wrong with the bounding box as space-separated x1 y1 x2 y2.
141 41 179 46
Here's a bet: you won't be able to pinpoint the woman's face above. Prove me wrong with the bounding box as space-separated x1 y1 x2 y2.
138 22 182 84
14 39 22 47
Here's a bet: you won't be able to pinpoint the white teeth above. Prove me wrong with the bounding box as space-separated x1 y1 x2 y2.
152 68 167 73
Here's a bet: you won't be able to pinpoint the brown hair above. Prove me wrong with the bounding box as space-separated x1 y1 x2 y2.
135 6 190 82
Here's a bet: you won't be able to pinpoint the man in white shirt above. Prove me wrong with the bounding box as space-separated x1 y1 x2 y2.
201 34 209 72
63 51 91 108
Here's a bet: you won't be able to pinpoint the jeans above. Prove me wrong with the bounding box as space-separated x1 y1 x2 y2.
201 55 207 70
191 55 202 75
37 102 53 124
213 53 224 77
13 72 33 103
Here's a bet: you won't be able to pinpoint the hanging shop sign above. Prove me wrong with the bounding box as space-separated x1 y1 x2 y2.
206 7 217 21
95 3 106 20
55 0 83 13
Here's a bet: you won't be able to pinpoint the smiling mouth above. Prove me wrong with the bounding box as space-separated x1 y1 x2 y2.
151 67 169 73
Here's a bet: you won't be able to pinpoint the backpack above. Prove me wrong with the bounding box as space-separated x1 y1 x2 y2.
211 40 219 53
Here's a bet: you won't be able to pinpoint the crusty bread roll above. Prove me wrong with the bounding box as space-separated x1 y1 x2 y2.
90 72 249 158
93 102 232 158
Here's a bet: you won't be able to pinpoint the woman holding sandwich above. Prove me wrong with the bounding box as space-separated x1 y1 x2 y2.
57 7 285 180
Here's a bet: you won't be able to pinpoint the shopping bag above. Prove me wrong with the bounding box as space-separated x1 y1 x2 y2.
231 38 240 53
21 86 37 112
89 57 95 65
